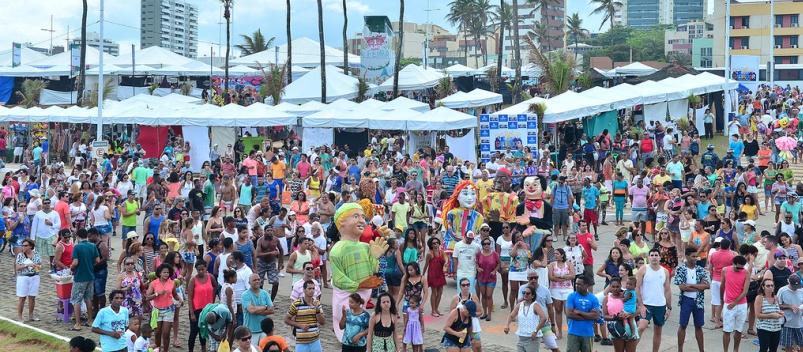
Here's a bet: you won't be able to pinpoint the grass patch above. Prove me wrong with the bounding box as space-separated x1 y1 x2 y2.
0 320 70 352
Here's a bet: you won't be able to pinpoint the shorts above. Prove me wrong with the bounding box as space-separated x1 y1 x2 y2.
776 197 787 205
631 209 649 223
553 209 569 227
550 287 573 301
258 259 279 284
14 147 22 156
765 184 773 197
385 270 402 287
443 337 471 349
16 274 40 297
582 264 596 287
94 224 112 235
711 281 722 306
204 206 212 221
781 326 803 347
541 329 559 349
35 235 55 257
181 251 197 264
121 226 136 239
477 280 496 288
566 334 594 352
156 304 176 322
135 184 147 198
722 303 747 333
70 280 94 305
679 296 705 327
642 304 667 327
94 268 108 297
516 335 540 352
583 209 598 226
411 221 428 230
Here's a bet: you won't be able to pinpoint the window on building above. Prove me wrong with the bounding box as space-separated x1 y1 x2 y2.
742 37 749 48
729 17 735 28
776 15 784 27
742 16 750 28
776 36 783 47
792 15 799 26
792 36 799 46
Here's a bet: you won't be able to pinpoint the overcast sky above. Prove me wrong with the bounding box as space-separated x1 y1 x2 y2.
1 0 607 60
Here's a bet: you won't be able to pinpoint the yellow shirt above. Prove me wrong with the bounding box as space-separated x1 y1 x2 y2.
653 174 671 186
475 179 494 201
270 161 286 179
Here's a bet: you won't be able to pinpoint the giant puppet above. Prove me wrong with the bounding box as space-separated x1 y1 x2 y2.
441 180 484 276
328 203 388 340
515 176 553 248
481 168 519 240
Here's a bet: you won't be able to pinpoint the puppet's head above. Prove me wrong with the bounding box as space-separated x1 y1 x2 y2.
440 180 478 223
334 203 366 241
494 168 513 192
523 176 546 200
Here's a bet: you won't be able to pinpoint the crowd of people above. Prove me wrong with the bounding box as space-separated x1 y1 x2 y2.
22 82 803 352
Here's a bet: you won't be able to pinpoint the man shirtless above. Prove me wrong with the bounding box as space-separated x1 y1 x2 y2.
220 175 237 216
147 174 166 203
317 194 335 232
256 226 284 300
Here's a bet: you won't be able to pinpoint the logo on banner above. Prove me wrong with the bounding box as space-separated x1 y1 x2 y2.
364 35 387 50
499 123 507 129
480 144 491 152
11 43 21 68
517 114 527 122
527 121 538 129
480 114 489 123
480 129 489 137
489 122 499 129
498 114 508 122
527 115 537 121
518 123 527 129
480 138 490 144
71 44 81 76
508 122 518 129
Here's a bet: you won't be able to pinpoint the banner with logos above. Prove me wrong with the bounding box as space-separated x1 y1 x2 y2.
730 55 759 94
71 44 81 76
479 114 538 163
11 43 21 67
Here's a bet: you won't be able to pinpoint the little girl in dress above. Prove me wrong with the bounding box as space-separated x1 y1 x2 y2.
402 295 424 352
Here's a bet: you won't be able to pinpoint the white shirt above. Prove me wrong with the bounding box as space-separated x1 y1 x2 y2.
683 266 698 299
233 264 253 304
31 210 60 239
452 241 481 278
486 162 499 178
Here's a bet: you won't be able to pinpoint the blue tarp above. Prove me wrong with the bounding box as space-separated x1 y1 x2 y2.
0 77 13 103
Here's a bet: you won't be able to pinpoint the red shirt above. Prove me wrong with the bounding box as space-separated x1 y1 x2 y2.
577 232 595 265
709 249 735 281
54 200 71 229
0 138 7 150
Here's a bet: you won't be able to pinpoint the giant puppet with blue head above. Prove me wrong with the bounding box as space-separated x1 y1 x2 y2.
441 180 485 276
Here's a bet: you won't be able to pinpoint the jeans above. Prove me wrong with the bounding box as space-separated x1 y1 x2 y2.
614 197 625 221
758 328 781 352
188 308 207 352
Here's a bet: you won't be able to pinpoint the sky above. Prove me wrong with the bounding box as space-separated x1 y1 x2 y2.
0 0 606 61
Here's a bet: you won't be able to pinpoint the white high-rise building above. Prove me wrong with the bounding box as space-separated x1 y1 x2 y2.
140 0 198 58
70 32 120 56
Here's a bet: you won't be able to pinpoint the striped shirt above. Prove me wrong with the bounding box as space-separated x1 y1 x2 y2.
288 298 323 344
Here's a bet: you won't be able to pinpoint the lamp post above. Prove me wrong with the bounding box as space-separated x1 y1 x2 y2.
97 0 105 141
41 15 55 55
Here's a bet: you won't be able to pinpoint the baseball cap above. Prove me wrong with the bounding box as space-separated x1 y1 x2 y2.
744 220 757 227
790 275 802 289
463 300 478 317
714 237 723 243
775 250 787 259
727 149 734 153
466 231 475 238
797 257 803 265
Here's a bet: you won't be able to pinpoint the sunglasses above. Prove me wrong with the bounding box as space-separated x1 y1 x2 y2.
523 291 533 296
22 244 30 248
125 262 135 266
482 242 491 246
304 267 314 271
502 226 510 229
460 284 470 287
239 336 252 341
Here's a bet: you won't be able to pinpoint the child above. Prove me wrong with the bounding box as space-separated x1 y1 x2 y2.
571 204 582 234
125 316 140 352
634 257 645 270
133 320 152 352
402 295 424 352
258 318 289 351
622 277 639 339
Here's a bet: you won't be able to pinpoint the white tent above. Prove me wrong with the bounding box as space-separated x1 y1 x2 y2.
358 99 386 109
227 65 258 76
408 107 477 130
28 46 112 68
444 64 474 77
106 46 197 68
328 98 359 110
273 102 300 112
471 64 515 77
242 103 297 126
86 64 127 75
287 100 329 116
438 89 503 108
580 83 642 111
152 63 225 76
0 65 45 77
633 80 688 104
281 65 376 104
381 97 430 113
302 108 366 128
494 96 549 116
612 62 658 76
39 65 73 76
230 37 360 68
0 47 47 67
369 108 421 130
377 64 443 91
542 91 612 123
520 63 543 78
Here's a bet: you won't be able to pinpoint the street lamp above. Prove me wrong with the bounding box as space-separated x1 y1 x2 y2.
41 15 55 55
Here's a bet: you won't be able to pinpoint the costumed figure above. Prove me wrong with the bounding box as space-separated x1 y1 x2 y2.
480 168 520 240
515 176 553 249
441 180 484 277
776 135 797 162
328 203 388 340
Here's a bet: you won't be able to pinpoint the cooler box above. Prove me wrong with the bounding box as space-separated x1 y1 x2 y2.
51 274 74 299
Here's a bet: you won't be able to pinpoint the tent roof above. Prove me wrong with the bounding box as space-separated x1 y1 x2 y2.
28 46 112 68
151 63 225 76
230 37 360 68
358 99 386 108
369 108 422 130
543 91 612 122
106 46 197 67
377 64 443 91
625 62 699 83
613 62 658 76
273 102 300 112
408 107 477 130
444 64 474 77
282 65 375 104
0 47 48 67
471 64 515 76
0 65 45 77
227 65 258 75
381 96 430 112
438 88 502 108
302 108 366 128
328 98 359 110
85 64 127 75
286 100 329 116
40 65 73 76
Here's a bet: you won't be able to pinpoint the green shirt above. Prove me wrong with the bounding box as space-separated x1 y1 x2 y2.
132 166 149 185
71 241 99 282
203 180 215 207
329 240 379 292
121 200 138 227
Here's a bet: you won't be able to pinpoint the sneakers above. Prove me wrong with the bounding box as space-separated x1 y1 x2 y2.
594 234 600 241
279 273 285 277
594 335 602 342
601 338 613 346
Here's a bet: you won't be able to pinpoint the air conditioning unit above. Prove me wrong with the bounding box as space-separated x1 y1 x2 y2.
794 45 799 48
729 25 734 29
775 45 782 48
794 23 800 27
776 23 783 28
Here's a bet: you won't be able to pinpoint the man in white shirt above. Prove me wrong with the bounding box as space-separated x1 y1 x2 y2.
486 157 499 179
452 231 481 294
290 261 321 300
230 250 254 327
31 198 61 271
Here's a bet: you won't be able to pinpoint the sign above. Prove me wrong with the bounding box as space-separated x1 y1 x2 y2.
11 43 21 68
478 114 538 163
71 43 81 76
730 55 760 94
93 140 109 158
361 16 395 85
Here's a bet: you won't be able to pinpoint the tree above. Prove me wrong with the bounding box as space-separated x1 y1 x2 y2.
221 0 233 104
85 77 115 108
16 79 48 108
317 0 326 102
511 0 522 103
566 13 589 59
627 25 671 62
392 0 404 98
526 36 575 95
286 0 292 83
235 29 274 56
77 0 88 106
342 0 348 74
355 75 370 103
257 61 288 105
668 51 692 66
491 1 508 92
589 0 623 54
435 74 455 99
470 0 494 67
526 0 559 51
447 0 474 63
528 21 553 52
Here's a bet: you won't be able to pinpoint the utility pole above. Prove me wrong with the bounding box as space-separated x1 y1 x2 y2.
97 0 105 142
41 15 56 55
769 0 775 87
423 0 440 69
724 0 732 137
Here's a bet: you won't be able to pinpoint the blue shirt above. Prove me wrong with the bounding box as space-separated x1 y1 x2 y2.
729 140 745 157
241 288 273 333
551 183 571 210
92 306 129 352
348 165 361 183
582 186 600 209
566 291 600 337
268 180 280 199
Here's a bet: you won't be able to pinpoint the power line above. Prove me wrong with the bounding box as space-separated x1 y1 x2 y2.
0 21 101 55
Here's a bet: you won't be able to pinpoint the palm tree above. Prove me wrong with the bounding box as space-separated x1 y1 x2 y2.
447 0 473 64
256 61 288 105
526 0 559 51
342 0 348 74
566 13 589 59
490 1 508 91
511 0 522 103
235 29 274 56
589 0 623 53
317 0 326 102
355 75 370 102
85 77 115 108
435 74 455 99
286 0 292 83
16 79 49 108
471 0 494 66
525 36 575 95
528 21 553 52
392 0 404 98
77 0 88 106
221 0 233 104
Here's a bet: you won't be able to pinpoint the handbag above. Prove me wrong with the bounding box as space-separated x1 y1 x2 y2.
746 280 760 302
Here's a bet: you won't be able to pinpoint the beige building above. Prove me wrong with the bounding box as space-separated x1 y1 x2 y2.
664 21 713 57
712 0 803 66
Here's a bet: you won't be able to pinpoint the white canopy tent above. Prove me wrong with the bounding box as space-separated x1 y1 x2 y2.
0 65 45 77
368 108 422 130
542 91 612 123
327 98 359 110
438 88 503 108
359 99 386 109
444 64 474 77
381 97 430 113
273 102 300 112
0 47 47 67
492 96 549 116
302 108 366 128
612 62 658 76
106 46 197 68
230 37 361 68
580 83 642 111
86 64 127 75
227 65 259 76
286 100 329 116
152 63 225 76
377 64 444 91
407 107 478 130
28 46 112 68
281 65 376 104
470 64 515 77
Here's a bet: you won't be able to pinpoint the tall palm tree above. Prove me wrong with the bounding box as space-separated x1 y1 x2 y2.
565 12 589 57
528 21 553 52
511 0 522 103
235 29 274 56
471 0 494 66
221 0 233 104
342 0 348 74
392 0 404 98
286 0 292 83
317 0 326 102
589 0 623 52
526 0 559 50
77 0 88 106
447 0 473 64
491 0 507 91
